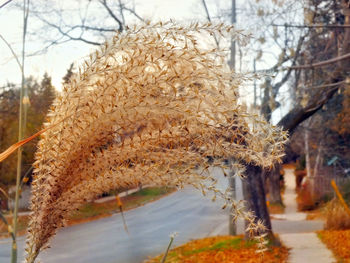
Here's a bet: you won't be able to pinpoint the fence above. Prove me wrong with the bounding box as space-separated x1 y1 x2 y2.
306 174 350 199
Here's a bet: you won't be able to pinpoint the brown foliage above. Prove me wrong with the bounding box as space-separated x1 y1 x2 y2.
324 199 350 230
319 229 350 262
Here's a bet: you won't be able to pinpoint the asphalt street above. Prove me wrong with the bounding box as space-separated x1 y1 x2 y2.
0 167 238 263
0 166 323 263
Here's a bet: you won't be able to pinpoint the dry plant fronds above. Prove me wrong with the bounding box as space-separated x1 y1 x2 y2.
0 125 53 162
25 21 287 262
324 198 350 230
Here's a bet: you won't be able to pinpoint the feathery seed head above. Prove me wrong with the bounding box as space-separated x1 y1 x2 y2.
25 21 287 262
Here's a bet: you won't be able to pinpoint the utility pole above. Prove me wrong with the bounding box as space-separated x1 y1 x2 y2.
253 59 257 108
229 0 236 70
228 0 237 236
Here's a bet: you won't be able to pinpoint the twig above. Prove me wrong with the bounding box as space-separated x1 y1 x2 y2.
117 0 125 25
201 0 219 47
272 23 350 29
0 34 23 72
310 80 346 89
0 0 12 9
272 34 306 98
290 53 350 69
122 6 145 22
99 0 123 32
39 17 102 46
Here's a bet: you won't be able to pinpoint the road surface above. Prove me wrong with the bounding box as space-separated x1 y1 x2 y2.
0 167 241 263
0 167 324 263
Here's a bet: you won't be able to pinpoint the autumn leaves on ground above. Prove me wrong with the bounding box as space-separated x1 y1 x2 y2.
295 165 350 263
146 236 288 263
318 199 350 262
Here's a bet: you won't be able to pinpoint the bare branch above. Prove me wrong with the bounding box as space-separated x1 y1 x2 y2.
0 34 23 72
122 6 145 22
99 0 123 32
117 0 125 25
26 0 145 49
290 52 350 69
0 0 13 9
278 85 340 134
201 0 219 47
39 17 102 46
272 23 350 29
272 34 306 97
64 24 116 33
278 2 350 134
310 80 346 89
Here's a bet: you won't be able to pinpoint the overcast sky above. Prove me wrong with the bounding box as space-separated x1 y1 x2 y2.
0 0 227 89
0 0 294 122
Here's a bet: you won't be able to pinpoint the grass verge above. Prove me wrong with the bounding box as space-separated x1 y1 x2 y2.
318 230 350 263
0 186 175 238
146 235 289 263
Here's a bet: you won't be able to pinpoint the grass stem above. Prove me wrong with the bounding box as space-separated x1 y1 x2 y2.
161 234 176 263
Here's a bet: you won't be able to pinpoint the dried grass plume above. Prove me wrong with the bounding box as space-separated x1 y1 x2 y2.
25 21 287 262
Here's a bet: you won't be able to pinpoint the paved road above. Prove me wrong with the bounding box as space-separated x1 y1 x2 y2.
0 168 240 263
0 167 324 263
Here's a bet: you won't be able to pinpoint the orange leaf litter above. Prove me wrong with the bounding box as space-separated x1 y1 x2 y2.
319 230 350 262
146 235 289 263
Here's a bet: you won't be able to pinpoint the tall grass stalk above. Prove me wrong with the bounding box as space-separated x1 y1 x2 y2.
12 1 30 262
161 233 176 263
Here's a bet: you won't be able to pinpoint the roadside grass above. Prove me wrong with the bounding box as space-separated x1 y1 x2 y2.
146 235 289 263
0 186 175 238
318 230 350 263
69 186 174 222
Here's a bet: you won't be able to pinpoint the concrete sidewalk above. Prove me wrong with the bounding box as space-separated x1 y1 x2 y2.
280 232 335 263
278 168 336 263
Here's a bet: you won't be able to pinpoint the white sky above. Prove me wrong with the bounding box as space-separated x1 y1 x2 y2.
0 0 210 89
0 0 295 122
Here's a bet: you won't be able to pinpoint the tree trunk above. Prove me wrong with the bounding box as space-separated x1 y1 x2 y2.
242 164 278 243
267 164 283 205
242 1 350 244
304 121 311 178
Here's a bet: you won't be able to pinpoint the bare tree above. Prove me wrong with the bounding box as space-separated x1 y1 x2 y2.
199 0 350 241
23 0 145 54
